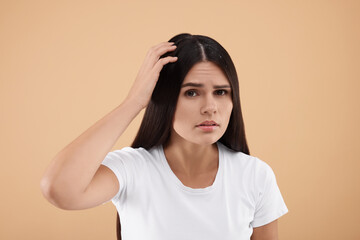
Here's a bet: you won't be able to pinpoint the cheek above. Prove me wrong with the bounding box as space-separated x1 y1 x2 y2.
220 99 233 112
228 103 233 114
173 102 193 127
223 103 233 122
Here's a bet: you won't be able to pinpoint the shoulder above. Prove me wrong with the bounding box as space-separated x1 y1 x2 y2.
218 142 275 183
106 145 158 160
102 145 161 169
219 142 271 171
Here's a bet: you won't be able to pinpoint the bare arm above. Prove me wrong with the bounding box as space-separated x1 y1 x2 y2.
251 220 278 240
40 41 178 210
40 99 142 210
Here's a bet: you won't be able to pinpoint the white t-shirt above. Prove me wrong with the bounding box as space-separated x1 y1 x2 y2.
101 141 288 240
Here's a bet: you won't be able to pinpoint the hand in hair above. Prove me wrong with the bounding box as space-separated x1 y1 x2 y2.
125 41 178 109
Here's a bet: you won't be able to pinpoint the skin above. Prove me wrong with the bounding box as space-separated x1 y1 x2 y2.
251 220 279 240
41 41 279 239
163 61 233 181
40 42 179 209
163 61 279 239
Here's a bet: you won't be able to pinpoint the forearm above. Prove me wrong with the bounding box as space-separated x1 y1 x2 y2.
41 98 142 199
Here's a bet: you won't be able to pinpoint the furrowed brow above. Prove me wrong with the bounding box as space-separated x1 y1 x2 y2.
214 85 231 89
181 82 231 88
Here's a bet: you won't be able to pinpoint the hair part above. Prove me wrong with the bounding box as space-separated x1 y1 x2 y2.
131 33 249 153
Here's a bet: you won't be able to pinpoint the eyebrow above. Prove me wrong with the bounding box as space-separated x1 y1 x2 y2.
181 82 231 89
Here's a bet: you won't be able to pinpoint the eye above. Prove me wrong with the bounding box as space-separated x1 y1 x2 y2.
184 90 198 97
215 89 228 96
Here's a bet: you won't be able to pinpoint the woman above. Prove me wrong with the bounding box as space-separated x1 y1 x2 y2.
41 33 288 240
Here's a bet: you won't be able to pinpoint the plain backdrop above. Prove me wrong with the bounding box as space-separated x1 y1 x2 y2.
0 0 359 239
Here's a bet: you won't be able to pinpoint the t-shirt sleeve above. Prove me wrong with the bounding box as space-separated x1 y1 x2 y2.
250 159 289 228
101 148 132 204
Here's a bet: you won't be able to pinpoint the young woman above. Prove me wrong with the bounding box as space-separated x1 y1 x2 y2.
41 33 288 240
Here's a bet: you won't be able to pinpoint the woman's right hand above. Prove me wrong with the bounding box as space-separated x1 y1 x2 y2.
125 41 178 109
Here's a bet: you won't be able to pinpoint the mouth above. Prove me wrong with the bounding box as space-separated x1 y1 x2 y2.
196 125 218 132
196 120 219 131
196 120 219 127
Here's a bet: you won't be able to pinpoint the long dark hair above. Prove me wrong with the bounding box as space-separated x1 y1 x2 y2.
116 33 249 240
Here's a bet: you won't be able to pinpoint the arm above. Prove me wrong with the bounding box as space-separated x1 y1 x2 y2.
40 99 142 210
40 41 178 210
251 220 278 240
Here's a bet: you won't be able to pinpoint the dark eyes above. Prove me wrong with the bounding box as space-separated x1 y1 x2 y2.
184 89 229 97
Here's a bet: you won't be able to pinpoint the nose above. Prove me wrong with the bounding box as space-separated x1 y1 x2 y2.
200 94 217 115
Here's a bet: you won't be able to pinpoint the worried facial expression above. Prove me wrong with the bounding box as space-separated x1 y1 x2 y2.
170 61 233 145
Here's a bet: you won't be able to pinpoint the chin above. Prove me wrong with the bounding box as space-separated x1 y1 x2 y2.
172 127 223 146
189 136 221 146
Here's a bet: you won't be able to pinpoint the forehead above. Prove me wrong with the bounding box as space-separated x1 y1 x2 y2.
183 61 229 84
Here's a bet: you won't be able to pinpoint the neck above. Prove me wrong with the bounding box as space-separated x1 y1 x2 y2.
163 140 219 177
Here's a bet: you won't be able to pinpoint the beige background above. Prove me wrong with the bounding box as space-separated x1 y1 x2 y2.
1 0 359 239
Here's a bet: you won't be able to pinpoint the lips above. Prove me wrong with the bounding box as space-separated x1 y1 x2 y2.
196 120 219 127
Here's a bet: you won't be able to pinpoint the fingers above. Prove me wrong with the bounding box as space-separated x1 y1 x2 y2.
147 42 177 68
146 42 174 59
153 56 178 74
150 41 176 56
128 41 178 108
150 42 178 75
